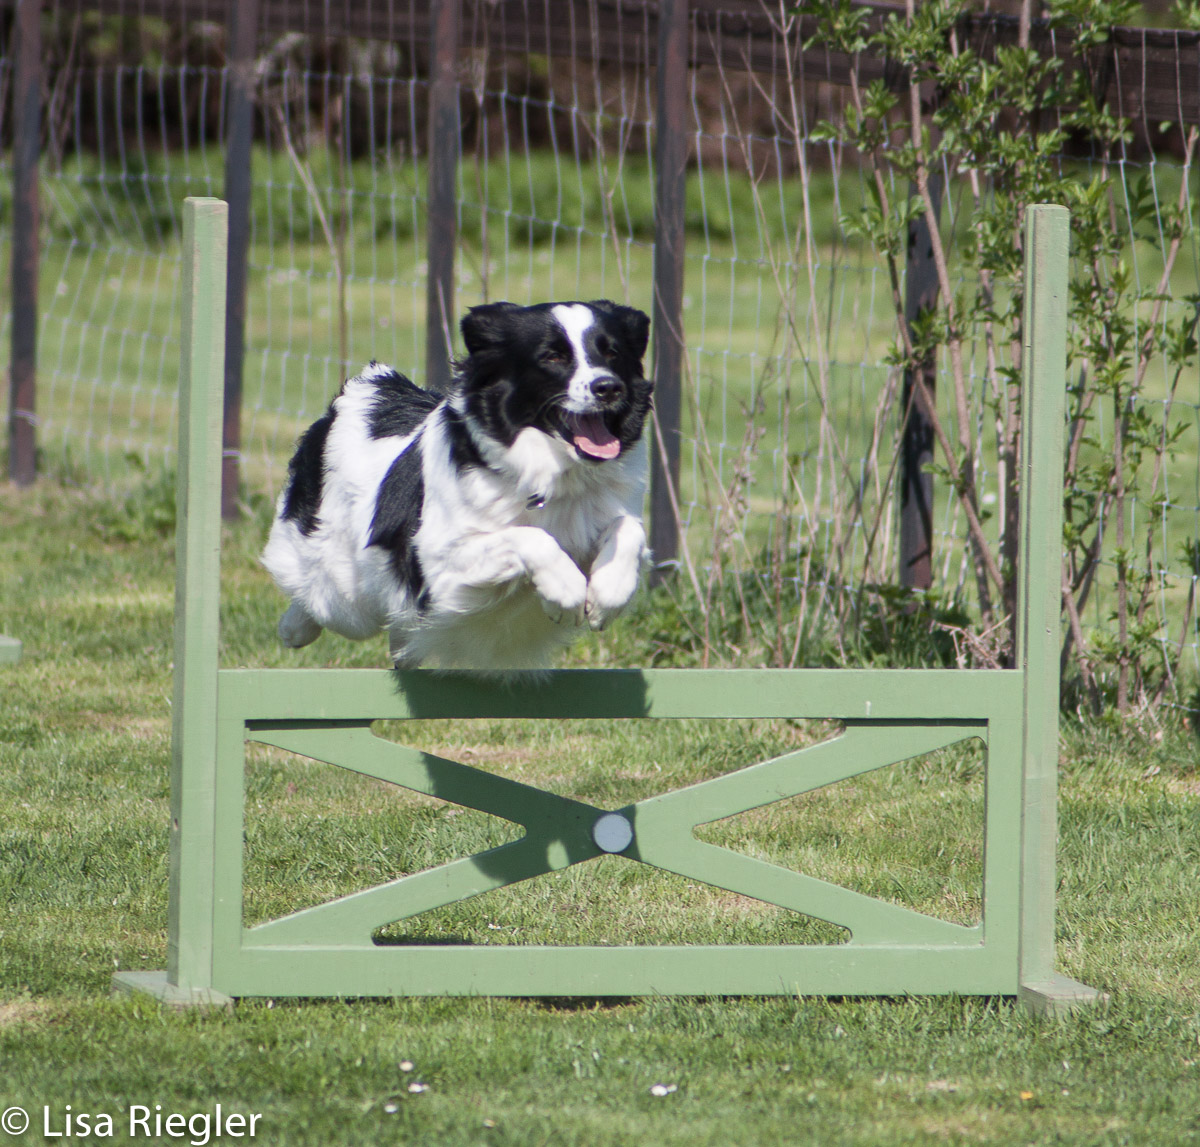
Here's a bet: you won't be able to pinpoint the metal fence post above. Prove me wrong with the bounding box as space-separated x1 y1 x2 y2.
8 0 41 487
649 0 688 582
898 172 943 590
424 0 460 394
221 0 259 519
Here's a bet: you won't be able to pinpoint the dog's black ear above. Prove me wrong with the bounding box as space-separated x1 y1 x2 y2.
590 300 651 362
461 301 523 355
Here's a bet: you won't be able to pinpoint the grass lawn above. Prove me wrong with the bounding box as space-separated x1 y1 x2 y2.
2 479 1200 1145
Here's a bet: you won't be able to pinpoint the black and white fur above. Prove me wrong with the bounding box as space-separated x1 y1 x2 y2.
262 300 654 672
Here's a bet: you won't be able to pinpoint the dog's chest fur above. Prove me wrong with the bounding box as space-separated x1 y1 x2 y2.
423 410 643 567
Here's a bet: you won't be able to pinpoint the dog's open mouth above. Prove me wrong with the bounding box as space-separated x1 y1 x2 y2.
565 412 621 460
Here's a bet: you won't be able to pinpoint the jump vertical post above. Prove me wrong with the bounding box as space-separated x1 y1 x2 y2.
114 201 1097 1013
1015 205 1094 1014
0 635 21 666
115 198 232 1007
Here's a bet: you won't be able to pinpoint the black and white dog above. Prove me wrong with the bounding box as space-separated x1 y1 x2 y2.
262 300 654 672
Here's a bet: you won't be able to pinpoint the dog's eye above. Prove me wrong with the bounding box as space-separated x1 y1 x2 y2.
596 339 618 362
541 348 569 366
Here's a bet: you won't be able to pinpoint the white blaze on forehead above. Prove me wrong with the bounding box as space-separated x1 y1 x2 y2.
551 302 594 355
551 303 604 410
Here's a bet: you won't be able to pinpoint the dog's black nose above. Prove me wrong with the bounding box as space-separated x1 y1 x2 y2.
590 375 624 405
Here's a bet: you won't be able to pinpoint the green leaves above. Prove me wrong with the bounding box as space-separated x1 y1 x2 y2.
802 0 871 55
1174 0 1200 29
840 186 919 265
806 0 1194 711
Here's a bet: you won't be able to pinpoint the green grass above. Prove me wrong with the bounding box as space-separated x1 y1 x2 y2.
3 480 1200 1145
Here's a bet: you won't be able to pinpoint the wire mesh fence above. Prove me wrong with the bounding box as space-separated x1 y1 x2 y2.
2 0 1199 705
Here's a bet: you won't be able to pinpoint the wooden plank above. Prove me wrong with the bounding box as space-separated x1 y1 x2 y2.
0 635 22 665
221 665 1022 721
1014 206 1072 996
166 198 228 993
214 943 1017 998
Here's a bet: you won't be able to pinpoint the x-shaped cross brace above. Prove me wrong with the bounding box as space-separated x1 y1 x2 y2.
244 721 983 950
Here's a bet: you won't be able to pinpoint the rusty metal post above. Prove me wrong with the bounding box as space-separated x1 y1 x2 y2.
898 172 943 590
9 0 42 487
221 0 259 519
424 0 460 394
649 0 688 582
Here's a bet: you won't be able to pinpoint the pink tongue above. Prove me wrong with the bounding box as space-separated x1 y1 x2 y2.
571 414 620 460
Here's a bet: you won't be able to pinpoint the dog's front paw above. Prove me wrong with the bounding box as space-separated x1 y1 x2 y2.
584 561 640 631
529 560 588 627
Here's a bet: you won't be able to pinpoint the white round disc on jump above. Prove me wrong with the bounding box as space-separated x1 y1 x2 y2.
592 812 634 853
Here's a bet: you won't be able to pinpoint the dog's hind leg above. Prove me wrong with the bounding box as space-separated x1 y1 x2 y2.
278 600 323 648
387 625 420 668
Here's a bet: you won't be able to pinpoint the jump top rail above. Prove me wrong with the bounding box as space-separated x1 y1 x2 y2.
223 666 1023 722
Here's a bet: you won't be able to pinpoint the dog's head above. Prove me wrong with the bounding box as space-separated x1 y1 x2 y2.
457 300 653 462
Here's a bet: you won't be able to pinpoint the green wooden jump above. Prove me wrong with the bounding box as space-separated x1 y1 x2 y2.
113 199 1099 1014
0 635 20 666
